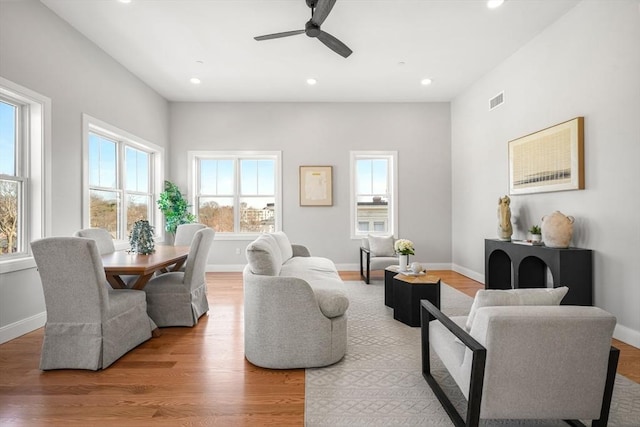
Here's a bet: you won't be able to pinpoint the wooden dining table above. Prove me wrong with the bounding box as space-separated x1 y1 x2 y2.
102 245 190 290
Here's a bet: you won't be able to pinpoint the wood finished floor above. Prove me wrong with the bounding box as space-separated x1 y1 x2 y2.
0 271 638 426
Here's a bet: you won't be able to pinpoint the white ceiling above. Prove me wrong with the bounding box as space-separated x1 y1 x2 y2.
40 0 580 102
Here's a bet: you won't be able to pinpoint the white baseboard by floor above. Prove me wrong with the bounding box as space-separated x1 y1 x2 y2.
614 323 640 348
0 311 46 345
452 263 485 284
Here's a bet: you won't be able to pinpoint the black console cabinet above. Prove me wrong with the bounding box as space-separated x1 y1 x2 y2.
485 239 593 306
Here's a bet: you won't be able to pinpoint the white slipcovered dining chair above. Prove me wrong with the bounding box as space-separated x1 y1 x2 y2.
74 227 137 286
31 237 154 370
74 227 115 255
174 223 206 246
144 228 215 327
172 223 206 272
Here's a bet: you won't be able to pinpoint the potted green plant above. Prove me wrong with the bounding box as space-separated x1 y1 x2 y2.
157 180 196 235
528 225 542 243
129 219 155 254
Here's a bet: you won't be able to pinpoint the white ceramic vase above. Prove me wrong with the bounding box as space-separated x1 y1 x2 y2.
399 254 409 271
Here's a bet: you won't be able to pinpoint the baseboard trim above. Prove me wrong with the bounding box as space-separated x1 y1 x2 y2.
452 263 485 284
614 323 640 348
0 311 46 344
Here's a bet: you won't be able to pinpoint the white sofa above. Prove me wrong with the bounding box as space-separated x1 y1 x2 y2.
243 232 349 369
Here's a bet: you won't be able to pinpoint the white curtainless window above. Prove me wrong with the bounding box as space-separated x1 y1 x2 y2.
350 151 398 239
188 151 282 239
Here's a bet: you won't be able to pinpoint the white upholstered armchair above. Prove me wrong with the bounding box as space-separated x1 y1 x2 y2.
421 296 619 427
359 235 398 284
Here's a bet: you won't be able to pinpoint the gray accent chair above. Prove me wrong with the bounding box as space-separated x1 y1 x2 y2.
422 301 619 427
359 237 398 284
143 228 214 327
31 237 153 370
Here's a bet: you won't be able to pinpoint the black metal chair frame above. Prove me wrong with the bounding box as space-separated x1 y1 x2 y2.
420 300 620 427
359 246 371 284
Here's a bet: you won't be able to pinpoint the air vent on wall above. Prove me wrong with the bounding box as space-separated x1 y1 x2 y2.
489 91 504 110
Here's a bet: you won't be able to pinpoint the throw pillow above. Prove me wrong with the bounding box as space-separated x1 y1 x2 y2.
270 231 294 262
368 235 395 257
465 286 569 331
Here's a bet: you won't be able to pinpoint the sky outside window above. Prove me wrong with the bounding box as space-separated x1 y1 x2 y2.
0 101 16 176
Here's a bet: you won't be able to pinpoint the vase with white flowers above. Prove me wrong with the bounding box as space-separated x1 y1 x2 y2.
394 239 415 271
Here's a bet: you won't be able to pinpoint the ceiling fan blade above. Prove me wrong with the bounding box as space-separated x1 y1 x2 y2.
254 30 305 41
311 0 336 26
316 30 352 58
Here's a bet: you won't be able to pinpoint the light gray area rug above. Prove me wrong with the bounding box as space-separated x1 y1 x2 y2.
305 280 640 426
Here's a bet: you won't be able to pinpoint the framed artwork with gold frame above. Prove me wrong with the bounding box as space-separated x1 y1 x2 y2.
509 117 584 195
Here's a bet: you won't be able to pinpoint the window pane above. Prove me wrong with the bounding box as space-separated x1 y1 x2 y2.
240 159 257 195
0 101 17 176
126 194 150 234
373 221 386 232
0 179 20 253
125 146 149 192
371 159 388 194
198 196 234 232
89 133 117 188
356 159 372 194
90 189 119 238
200 159 234 195
257 159 275 195
240 197 275 233
358 221 369 232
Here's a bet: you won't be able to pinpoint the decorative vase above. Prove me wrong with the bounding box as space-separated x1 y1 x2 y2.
399 254 409 271
530 233 542 243
541 211 574 248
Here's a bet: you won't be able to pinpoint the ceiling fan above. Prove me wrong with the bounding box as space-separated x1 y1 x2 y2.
254 0 352 58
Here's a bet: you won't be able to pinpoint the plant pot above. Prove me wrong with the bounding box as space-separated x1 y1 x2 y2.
530 234 542 243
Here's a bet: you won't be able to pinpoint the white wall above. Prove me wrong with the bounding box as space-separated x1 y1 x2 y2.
0 0 169 342
451 0 640 345
169 102 452 269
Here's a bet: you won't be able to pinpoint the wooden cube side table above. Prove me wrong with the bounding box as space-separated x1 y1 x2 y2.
392 273 441 327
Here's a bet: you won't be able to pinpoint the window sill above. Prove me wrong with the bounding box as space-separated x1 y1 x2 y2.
0 256 37 274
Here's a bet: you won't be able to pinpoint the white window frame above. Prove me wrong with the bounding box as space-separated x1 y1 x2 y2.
350 151 398 239
82 114 164 244
0 77 51 273
188 150 282 241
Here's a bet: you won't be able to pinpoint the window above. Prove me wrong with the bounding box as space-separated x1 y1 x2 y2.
350 151 397 238
188 151 281 238
83 114 162 241
0 78 50 271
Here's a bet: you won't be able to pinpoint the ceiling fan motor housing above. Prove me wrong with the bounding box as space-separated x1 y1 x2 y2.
305 20 321 38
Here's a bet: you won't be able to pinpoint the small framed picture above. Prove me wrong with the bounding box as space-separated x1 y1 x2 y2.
299 166 333 206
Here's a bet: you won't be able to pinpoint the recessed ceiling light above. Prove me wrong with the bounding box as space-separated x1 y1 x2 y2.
421 78 432 86
487 0 504 9
306 78 317 85
118 0 132 4
190 77 201 85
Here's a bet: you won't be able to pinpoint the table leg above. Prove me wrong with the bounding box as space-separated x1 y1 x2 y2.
106 274 127 289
